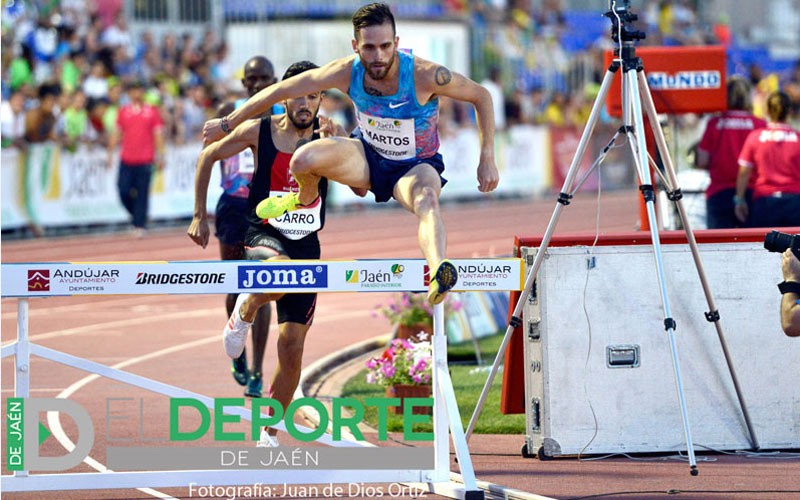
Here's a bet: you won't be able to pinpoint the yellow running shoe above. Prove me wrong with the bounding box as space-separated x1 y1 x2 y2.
427 259 458 305
255 192 301 219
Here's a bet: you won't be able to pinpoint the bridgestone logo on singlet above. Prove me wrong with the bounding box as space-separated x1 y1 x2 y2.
135 273 226 285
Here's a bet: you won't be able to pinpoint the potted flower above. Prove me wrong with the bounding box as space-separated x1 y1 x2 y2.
375 292 460 341
365 335 433 415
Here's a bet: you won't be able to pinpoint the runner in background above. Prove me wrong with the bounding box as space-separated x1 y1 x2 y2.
206 56 277 397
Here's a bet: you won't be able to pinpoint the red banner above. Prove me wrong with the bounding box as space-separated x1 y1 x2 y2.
549 127 599 192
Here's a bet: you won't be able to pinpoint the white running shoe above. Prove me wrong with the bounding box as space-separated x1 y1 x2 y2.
256 428 279 448
223 293 252 358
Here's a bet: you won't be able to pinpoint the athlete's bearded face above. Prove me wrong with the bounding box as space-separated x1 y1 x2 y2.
285 92 321 130
352 23 398 81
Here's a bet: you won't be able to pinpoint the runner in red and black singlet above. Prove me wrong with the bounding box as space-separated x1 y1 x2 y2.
188 61 343 447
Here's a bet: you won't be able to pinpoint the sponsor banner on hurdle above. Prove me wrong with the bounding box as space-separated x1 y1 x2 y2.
1 259 523 297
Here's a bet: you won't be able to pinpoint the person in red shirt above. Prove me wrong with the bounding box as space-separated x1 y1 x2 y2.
107 80 165 236
735 91 800 228
695 77 766 228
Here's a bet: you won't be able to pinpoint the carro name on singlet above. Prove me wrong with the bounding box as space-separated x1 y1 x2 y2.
273 212 316 224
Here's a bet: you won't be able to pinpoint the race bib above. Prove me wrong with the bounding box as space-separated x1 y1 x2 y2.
267 190 322 240
238 148 256 175
357 111 416 160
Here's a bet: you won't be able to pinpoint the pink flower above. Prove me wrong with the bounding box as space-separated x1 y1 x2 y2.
365 335 433 388
381 363 396 379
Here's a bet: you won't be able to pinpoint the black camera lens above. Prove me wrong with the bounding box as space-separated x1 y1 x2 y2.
764 230 800 258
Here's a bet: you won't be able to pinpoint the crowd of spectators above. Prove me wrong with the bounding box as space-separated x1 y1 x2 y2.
1 0 233 152
459 0 799 132
1 0 798 152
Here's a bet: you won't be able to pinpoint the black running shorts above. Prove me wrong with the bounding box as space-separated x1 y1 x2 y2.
243 225 320 325
215 193 250 245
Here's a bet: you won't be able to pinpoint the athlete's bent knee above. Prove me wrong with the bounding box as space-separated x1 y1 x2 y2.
413 186 440 215
290 146 319 176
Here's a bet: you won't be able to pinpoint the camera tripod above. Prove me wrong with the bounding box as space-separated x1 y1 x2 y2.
465 1 758 476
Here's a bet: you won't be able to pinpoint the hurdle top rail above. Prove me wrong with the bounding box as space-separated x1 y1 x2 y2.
2 258 523 297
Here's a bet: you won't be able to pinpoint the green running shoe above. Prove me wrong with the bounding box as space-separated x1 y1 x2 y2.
245 372 263 398
231 352 248 386
427 259 458 305
255 192 300 219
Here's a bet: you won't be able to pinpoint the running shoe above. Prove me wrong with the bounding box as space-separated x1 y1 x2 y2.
231 352 249 386
223 293 252 358
256 428 280 448
244 371 263 398
255 192 301 219
427 259 458 305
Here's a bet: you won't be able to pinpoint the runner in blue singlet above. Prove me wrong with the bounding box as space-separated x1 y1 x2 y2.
203 3 500 306
200 56 277 397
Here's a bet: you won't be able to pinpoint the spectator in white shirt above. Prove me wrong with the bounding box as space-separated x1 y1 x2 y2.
101 13 134 59
1 91 28 149
82 60 109 99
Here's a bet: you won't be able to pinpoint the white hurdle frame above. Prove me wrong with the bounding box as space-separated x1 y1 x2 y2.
1 259 521 499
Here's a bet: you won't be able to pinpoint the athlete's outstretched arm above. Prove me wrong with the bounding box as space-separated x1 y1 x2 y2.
419 61 499 193
203 58 353 144
188 119 260 249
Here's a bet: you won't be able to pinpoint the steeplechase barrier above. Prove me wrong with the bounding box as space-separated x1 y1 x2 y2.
1 258 523 500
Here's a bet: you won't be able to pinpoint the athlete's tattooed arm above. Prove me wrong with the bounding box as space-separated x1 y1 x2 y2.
434 66 452 86
422 60 498 193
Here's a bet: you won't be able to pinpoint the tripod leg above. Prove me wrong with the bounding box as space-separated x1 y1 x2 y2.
624 68 698 475
465 63 621 441
637 70 759 450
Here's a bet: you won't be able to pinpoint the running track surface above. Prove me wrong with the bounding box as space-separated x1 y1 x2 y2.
4 191 799 500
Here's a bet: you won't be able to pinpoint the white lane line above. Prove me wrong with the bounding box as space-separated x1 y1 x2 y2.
0 295 191 321
0 387 69 393
3 305 372 346
3 308 220 344
44 307 371 498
